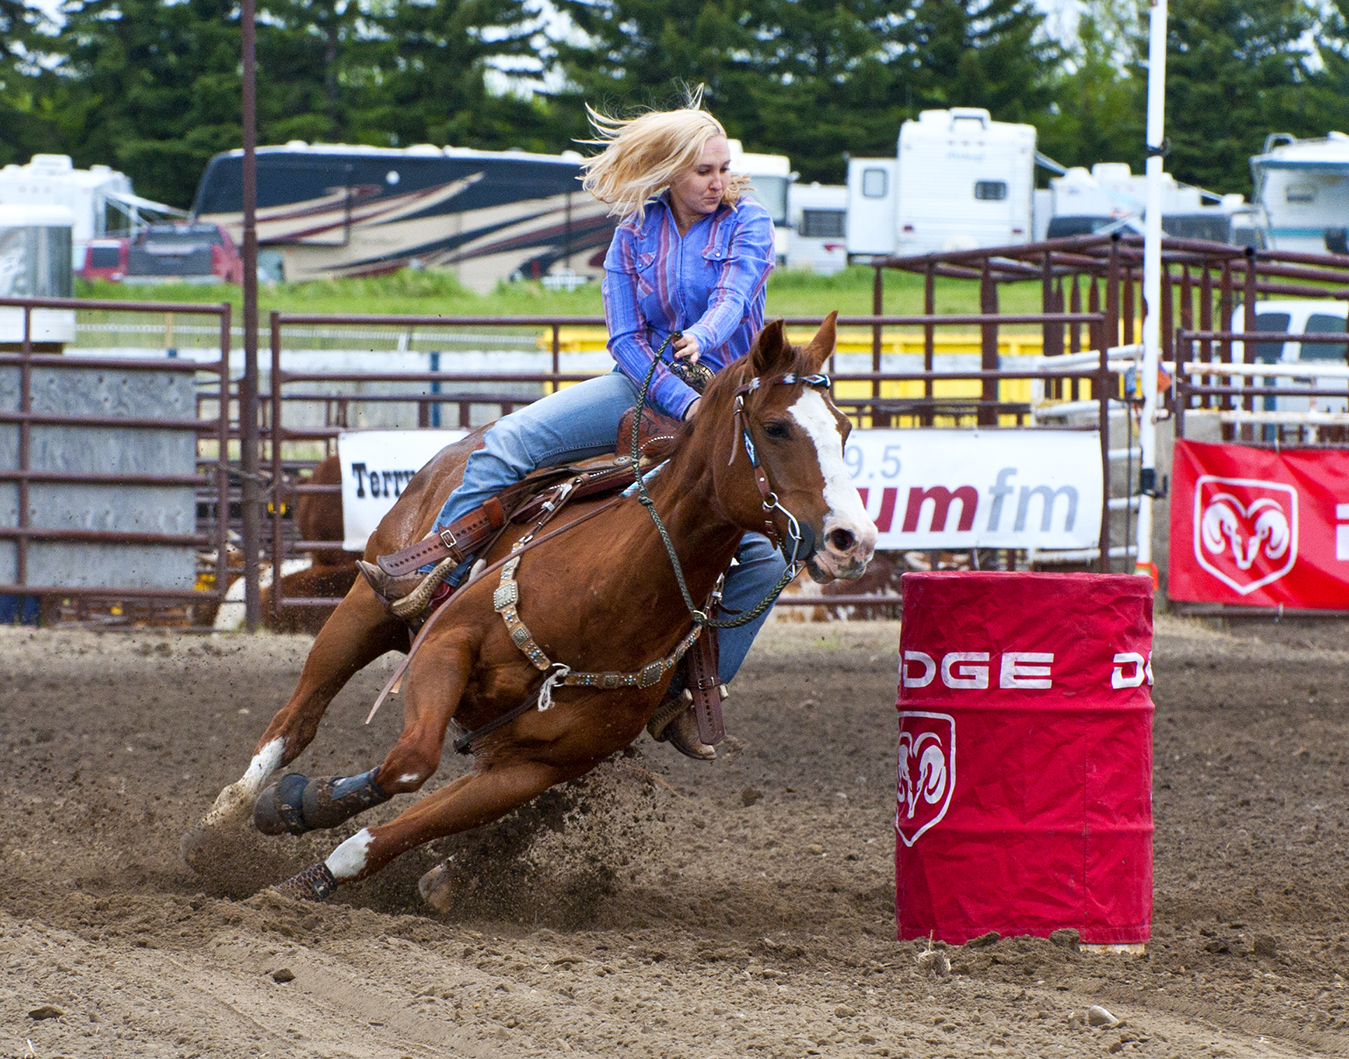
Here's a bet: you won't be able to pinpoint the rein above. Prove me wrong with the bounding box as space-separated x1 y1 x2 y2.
628 345 830 629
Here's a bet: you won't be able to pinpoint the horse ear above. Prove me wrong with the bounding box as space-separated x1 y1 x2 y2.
802 311 837 373
749 319 790 377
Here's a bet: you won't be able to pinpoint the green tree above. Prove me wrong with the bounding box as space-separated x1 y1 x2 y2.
371 0 566 152
902 0 1060 124
0 0 60 167
1036 0 1145 173
1161 0 1319 193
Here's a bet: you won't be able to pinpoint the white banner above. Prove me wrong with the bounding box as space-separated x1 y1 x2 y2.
337 430 468 552
845 429 1102 550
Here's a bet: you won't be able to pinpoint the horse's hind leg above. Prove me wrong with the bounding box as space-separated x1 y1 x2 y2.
183 582 406 863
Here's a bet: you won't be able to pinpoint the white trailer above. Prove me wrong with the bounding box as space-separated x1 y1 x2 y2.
1250 132 1349 254
728 141 793 264
0 154 182 267
845 108 1036 258
786 182 847 274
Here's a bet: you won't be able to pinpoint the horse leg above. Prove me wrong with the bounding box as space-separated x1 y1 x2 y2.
253 628 477 837
183 582 406 862
275 754 600 903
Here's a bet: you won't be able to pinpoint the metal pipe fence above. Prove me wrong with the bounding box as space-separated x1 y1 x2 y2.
265 309 1120 622
0 296 232 614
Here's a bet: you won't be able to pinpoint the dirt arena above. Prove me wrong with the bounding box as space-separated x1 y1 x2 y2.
3 615 1349 1058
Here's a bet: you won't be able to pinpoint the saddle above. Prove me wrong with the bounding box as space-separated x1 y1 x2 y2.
375 405 682 579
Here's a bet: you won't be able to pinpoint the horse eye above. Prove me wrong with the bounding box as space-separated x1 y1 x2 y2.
763 421 790 440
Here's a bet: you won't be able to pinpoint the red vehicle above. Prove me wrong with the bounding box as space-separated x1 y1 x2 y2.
78 223 244 284
77 238 129 281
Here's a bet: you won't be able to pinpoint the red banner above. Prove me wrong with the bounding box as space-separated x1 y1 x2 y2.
1169 439 1349 609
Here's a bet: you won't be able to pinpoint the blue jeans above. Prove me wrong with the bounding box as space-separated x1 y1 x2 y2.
431 370 785 684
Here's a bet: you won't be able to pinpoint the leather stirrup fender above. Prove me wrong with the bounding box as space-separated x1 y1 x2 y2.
688 624 725 746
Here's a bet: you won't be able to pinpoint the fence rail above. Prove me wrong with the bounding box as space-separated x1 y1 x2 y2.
0 296 231 610
0 300 1131 626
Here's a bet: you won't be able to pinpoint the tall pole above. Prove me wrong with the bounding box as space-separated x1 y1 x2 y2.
241 0 262 630
1135 0 1167 581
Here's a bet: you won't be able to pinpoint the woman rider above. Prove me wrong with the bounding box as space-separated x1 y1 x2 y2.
362 95 787 759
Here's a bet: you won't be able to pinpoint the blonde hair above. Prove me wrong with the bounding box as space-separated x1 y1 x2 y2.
580 88 749 221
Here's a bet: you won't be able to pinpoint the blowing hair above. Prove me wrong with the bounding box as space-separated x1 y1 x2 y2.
580 86 749 221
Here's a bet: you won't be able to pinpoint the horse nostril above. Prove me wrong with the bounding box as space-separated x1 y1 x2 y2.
828 528 856 552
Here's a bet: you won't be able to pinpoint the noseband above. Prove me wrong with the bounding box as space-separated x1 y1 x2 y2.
730 372 831 563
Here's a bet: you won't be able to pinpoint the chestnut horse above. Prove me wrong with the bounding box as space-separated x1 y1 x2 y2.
183 315 877 902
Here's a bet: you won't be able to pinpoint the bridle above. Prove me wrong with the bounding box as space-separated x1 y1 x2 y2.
630 338 831 629
729 372 831 555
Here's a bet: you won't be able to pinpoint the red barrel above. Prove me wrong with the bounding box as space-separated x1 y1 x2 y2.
896 571 1153 945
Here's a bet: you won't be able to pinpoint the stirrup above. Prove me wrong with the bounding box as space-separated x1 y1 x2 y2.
357 560 424 604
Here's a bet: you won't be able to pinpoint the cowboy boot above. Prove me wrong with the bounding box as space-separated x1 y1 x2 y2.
647 689 716 761
356 559 425 605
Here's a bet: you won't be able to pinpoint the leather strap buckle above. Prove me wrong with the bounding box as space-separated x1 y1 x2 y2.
438 527 459 552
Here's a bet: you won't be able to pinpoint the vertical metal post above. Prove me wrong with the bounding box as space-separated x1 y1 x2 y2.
241 0 262 631
871 265 884 426
552 323 561 394
1135 0 1168 580
979 259 998 426
216 305 232 614
17 307 31 587
270 312 285 624
1242 248 1257 422
923 263 935 426
1199 267 1213 372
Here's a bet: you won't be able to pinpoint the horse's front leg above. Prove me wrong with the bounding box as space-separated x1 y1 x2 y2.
252 627 480 837
183 581 406 864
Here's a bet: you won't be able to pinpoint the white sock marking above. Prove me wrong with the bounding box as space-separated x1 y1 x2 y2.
396 772 423 786
201 737 284 828
326 828 374 880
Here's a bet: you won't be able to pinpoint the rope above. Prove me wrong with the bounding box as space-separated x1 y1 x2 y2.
389 555 458 620
629 339 798 629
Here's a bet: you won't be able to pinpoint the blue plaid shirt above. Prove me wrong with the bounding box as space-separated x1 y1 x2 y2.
602 193 775 420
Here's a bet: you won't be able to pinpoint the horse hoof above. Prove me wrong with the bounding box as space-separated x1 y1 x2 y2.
418 863 453 912
254 773 310 835
274 862 337 902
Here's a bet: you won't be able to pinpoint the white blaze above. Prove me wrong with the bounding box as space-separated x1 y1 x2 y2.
325 828 375 880
787 390 873 536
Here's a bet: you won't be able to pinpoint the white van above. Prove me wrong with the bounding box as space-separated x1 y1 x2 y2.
1231 300 1349 414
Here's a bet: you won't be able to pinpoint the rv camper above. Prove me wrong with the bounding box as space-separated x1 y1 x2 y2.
190 140 796 290
845 108 1036 258
1250 132 1349 254
0 204 75 350
0 155 181 268
1043 162 1249 245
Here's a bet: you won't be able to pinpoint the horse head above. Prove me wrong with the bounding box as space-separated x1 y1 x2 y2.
696 312 877 584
